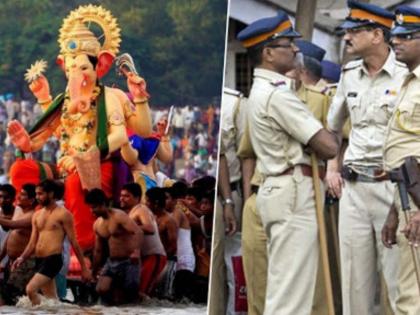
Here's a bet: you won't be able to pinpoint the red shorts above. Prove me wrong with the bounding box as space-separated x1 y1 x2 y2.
140 254 167 295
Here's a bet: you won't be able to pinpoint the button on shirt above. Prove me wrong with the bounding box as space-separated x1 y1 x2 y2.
248 68 323 176
384 65 420 171
327 50 407 167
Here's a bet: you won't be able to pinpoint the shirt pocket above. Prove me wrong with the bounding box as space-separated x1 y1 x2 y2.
396 101 420 131
375 94 398 123
347 96 364 126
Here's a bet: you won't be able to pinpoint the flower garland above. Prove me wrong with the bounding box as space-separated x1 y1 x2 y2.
59 86 101 157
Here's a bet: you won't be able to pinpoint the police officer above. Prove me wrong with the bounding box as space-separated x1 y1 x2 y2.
383 6 420 314
209 142 236 315
209 87 245 315
326 1 407 314
238 11 338 315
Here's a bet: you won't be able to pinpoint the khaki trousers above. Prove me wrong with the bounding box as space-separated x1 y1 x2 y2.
339 180 398 315
256 169 320 315
208 199 227 315
208 190 243 315
242 193 267 315
394 188 420 315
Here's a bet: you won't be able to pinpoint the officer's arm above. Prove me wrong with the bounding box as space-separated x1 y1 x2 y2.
241 158 256 201
307 128 339 160
237 122 257 201
325 82 348 171
218 153 237 236
271 91 339 160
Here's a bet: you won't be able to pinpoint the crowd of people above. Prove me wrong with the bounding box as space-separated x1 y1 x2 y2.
0 92 220 308
0 176 215 306
0 100 220 184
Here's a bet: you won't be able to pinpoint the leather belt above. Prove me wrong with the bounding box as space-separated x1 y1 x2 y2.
279 164 325 180
230 180 241 192
251 185 259 195
342 165 389 182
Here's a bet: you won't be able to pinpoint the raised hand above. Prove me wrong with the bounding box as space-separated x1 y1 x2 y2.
156 118 168 136
29 75 51 103
7 120 31 152
126 72 150 101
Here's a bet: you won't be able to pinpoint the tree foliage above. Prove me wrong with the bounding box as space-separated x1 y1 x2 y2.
0 0 227 106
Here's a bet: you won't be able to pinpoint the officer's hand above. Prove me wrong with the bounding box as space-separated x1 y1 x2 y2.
382 206 399 248
402 211 420 247
223 204 237 236
325 170 344 199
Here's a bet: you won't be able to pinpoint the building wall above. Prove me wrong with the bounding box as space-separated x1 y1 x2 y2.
226 0 343 91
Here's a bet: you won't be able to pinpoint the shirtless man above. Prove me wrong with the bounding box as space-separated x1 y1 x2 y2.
146 187 178 299
0 184 37 305
165 186 196 300
119 183 167 297
86 188 142 304
12 179 91 305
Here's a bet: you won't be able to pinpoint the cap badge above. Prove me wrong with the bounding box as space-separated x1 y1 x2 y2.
397 14 404 25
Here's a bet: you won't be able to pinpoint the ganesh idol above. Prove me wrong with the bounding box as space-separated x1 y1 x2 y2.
7 5 153 250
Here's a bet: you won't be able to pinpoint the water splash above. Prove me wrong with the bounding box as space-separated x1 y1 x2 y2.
4 296 206 315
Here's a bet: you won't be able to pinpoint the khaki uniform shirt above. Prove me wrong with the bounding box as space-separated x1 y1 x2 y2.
323 84 351 139
248 68 323 177
384 65 420 171
296 82 329 127
220 88 246 183
237 122 263 186
327 50 407 167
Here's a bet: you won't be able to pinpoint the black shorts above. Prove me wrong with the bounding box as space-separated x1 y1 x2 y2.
101 258 139 291
35 254 63 279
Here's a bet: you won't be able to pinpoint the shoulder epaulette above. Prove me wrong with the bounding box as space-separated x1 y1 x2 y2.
224 87 243 97
270 80 287 87
343 58 363 71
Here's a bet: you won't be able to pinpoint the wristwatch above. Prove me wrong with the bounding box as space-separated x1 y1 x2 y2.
222 197 234 206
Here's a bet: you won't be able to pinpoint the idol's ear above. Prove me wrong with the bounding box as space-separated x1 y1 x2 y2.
56 54 65 72
96 51 115 79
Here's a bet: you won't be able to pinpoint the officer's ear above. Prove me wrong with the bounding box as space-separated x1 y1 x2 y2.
371 27 385 45
263 46 275 63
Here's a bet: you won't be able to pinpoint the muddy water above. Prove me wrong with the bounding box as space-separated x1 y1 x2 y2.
0 296 207 315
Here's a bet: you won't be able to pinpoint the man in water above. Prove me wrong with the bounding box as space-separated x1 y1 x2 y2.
0 184 37 305
119 183 167 298
146 187 178 299
87 188 142 304
12 179 92 305
165 185 196 300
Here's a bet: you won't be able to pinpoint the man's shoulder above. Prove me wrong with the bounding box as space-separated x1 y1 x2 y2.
131 204 148 215
112 208 129 218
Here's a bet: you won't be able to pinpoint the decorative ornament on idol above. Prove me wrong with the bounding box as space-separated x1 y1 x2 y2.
24 60 48 83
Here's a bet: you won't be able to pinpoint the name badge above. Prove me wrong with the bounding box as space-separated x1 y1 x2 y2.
347 92 358 97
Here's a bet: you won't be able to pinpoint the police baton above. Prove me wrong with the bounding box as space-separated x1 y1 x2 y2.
397 180 420 294
311 153 335 315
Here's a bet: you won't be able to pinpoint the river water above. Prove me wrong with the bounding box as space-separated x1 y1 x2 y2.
0 296 207 315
